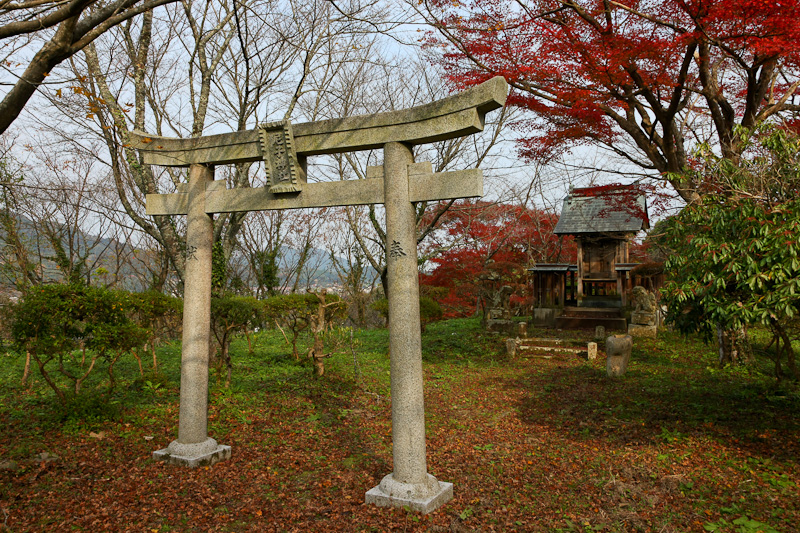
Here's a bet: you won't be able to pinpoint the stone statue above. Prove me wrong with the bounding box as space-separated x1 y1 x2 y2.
632 286 656 313
488 285 513 320
629 286 657 338
499 285 513 315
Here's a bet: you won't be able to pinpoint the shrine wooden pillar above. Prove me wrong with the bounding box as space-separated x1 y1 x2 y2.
576 239 585 300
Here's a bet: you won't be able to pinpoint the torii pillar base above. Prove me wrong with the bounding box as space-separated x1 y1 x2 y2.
366 474 453 514
153 438 231 468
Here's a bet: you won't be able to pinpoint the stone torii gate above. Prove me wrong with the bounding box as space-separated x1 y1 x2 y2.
131 77 507 513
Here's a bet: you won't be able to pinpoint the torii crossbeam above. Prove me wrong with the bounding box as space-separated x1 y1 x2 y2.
132 77 508 513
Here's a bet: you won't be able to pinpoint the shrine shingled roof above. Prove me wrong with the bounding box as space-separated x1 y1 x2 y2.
553 185 649 235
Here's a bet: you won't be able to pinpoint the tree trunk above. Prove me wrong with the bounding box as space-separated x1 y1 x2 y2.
134 347 144 376
107 353 121 395
380 267 388 303
74 353 99 395
34 353 65 403
151 339 158 372
0 16 78 134
310 337 325 378
309 292 327 377
209 336 220 383
223 342 232 388
717 325 751 366
356 296 365 327
787 342 798 382
291 331 300 361
245 329 254 354
773 321 798 381
21 351 31 387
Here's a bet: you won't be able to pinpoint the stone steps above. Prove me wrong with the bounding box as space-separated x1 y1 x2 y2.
560 306 622 318
555 316 628 331
515 337 589 358
553 306 627 331
519 344 587 356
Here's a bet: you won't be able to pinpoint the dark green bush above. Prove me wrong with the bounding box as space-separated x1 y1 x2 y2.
370 296 443 331
370 298 389 327
129 290 182 374
263 293 320 359
11 284 146 403
210 295 262 386
419 296 443 331
263 292 346 368
59 391 122 423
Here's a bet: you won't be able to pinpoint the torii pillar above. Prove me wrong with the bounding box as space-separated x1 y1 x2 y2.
362 142 453 511
152 162 231 466
133 76 508 513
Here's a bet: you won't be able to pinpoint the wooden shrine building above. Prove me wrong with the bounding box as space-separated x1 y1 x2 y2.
530 185 649 316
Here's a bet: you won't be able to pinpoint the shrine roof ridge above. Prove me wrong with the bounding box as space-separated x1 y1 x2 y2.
554 187 649 236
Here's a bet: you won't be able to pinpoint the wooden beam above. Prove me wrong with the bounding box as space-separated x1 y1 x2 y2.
128 77 508 167
576 239 584 299
146 169 483 216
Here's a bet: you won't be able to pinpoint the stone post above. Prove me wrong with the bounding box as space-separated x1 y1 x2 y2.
153 164 231 467
606 334 633 377
595 325 606 341
365 143 453 513
587 342 597 360
506 338 518 357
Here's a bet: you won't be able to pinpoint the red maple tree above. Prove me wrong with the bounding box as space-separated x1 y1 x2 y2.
420 199 575 317
419 0 800 202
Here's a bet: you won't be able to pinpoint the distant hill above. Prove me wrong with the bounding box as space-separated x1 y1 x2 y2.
0 213 374 293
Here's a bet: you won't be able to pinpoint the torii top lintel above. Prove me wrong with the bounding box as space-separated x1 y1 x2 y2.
128 77 508 167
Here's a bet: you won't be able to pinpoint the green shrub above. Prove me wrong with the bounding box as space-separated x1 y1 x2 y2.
370 296 443 331
263 292 346 375
263 293 321 359
419 296 443 331
370 298 389 327
210 295 262 386
129 290 182 374
59 391 122 423
11 284 146 403
130 370 171 393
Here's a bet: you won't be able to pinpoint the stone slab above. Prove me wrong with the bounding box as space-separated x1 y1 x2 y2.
524 337 564 346
486 319 515 333
555 315 628 331
631 311 656 326
520 344 585 355
365 481 453 514
628 323 657 338
153 444 231 468
0 459 19 471
533 308 557 327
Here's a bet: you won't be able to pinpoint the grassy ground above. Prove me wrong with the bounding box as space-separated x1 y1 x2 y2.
0 318 798 532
